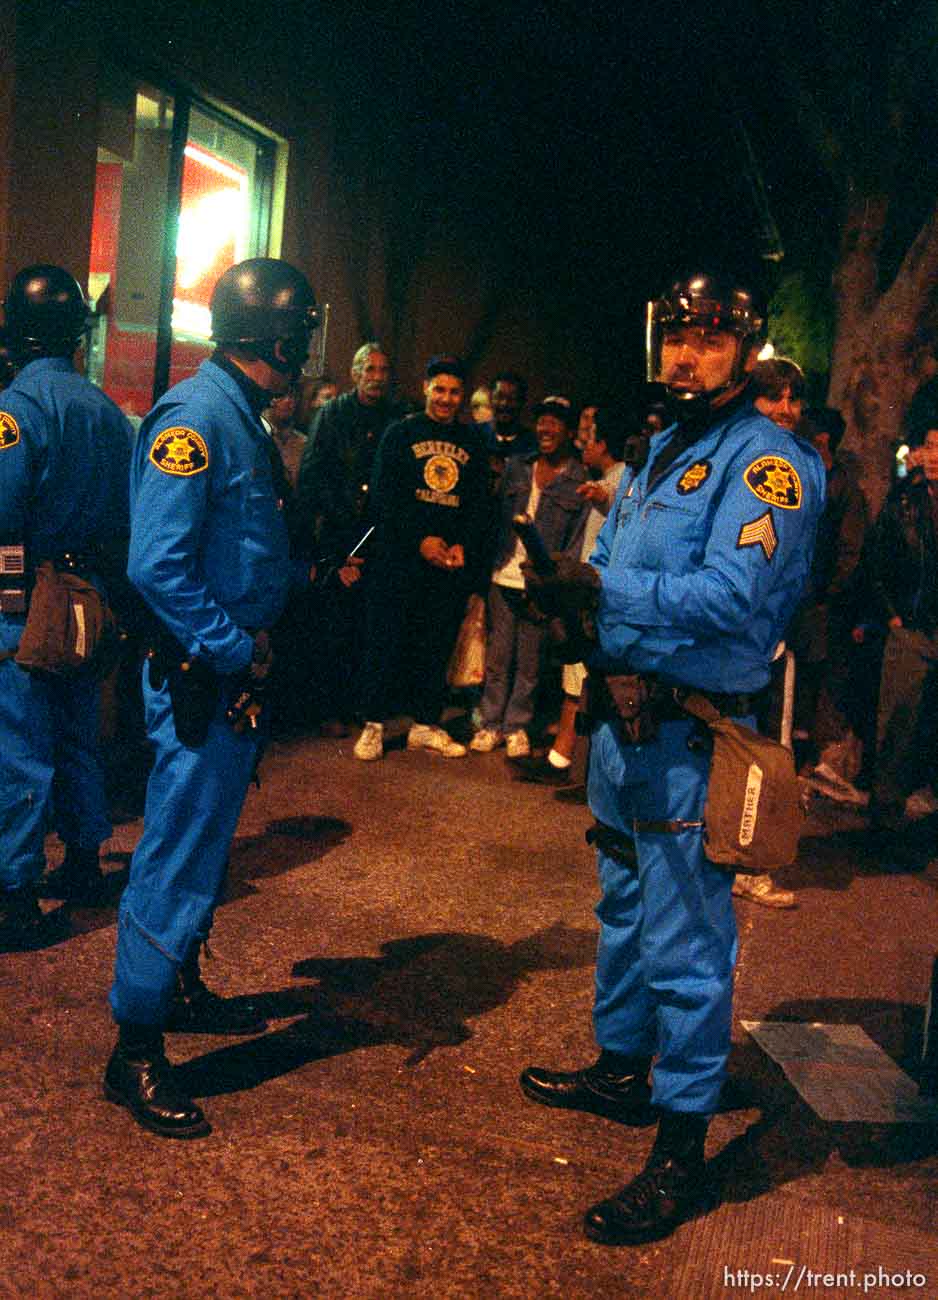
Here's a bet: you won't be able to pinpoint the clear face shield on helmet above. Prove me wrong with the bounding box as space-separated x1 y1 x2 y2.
645 276 764 422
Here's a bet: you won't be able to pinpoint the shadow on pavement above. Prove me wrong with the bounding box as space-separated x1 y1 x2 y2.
788 832 860 891
225 814 352 895
175 922 597 1097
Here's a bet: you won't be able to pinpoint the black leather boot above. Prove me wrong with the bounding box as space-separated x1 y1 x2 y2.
103 1025 211 1139
519 1050 655 1123
0 886 66 949
583 1109 710 1245
165 946 267 1035
40 845 108 902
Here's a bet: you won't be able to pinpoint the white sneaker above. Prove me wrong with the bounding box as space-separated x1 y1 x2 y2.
731 873 797 909
354 721 384 761
469 728 503 753
505 730 531 760
407 724 467 758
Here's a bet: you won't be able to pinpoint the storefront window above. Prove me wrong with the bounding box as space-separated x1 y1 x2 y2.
168 104 275 388
87 85 175 422
88 81 276 419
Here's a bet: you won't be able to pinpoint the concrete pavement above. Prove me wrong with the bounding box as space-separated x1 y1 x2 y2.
1 722 936 1298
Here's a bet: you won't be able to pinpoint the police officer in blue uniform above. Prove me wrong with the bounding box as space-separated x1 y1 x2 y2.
519 275 825 1244
0 265 132 943
105 258 320 1139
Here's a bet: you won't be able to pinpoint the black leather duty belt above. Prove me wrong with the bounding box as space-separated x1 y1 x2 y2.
586 670 766 729
665 683 765 719
586 817 705 866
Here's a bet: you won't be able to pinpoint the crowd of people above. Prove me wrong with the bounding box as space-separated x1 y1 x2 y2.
748 358 938 876
276 351 650 768
1 256 936 1248
258 328 937 898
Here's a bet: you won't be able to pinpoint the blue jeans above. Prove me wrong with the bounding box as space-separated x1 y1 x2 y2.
479 584 545 733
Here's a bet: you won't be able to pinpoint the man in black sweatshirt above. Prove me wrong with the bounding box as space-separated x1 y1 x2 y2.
354 355 489 761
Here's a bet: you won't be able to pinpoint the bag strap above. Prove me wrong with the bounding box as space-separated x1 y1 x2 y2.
674 690 722 727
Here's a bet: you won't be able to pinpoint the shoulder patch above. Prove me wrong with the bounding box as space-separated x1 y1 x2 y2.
0 411 21 450
743 454 801 510
737 510 778 561
149 427 209 477
676 460 711 495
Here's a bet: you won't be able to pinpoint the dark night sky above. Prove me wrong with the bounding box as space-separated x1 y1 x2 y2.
300 0 851 397
103 0 936 398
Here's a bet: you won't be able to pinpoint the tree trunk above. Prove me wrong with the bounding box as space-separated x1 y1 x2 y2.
828 191 938 516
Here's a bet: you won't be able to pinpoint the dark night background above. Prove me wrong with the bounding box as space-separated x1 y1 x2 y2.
56 0 938 406
297 0 937 404
316 0 808 401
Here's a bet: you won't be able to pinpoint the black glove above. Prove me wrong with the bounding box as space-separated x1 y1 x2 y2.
522 554 601 621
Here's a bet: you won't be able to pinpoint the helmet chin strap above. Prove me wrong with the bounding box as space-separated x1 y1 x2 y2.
664 376 751 428
664 389 711 428
254 336 309 385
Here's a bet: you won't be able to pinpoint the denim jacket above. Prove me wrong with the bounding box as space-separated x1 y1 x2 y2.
491 451 589 572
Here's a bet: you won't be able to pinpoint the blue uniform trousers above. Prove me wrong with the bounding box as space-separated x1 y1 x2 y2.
109 670 261 1025
0 614 111 891
588 716 740 1115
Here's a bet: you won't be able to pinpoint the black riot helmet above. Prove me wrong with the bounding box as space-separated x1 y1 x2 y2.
210 257 320 380
645 273 765 423
3 264 88 361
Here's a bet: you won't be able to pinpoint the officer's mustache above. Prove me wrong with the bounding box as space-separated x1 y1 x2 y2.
666 365 703 389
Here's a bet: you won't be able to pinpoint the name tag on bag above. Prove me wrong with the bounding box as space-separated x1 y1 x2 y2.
14 561 118 678
679 692 804 872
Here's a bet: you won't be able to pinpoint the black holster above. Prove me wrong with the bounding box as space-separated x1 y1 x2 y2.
148 643 219 748
586 821 638 867
582 671 661 744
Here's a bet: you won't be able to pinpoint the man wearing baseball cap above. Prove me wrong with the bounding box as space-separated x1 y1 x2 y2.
471 395 589 760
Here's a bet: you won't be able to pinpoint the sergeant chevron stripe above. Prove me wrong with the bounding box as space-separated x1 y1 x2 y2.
737 510 777 560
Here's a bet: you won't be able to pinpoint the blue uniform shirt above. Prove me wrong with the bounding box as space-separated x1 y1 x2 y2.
0 356 132 555
590 401 826 694
128 359 291 677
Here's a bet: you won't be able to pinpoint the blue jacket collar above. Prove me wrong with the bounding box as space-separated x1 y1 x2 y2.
199 357 269 421
16 356 74 378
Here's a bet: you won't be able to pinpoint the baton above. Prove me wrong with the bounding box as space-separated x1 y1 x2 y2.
347 525 375 558
512 513 556 576
318 525 374 586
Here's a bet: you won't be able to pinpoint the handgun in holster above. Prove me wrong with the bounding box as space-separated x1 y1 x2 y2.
580 671 661 745
147 636 219 748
